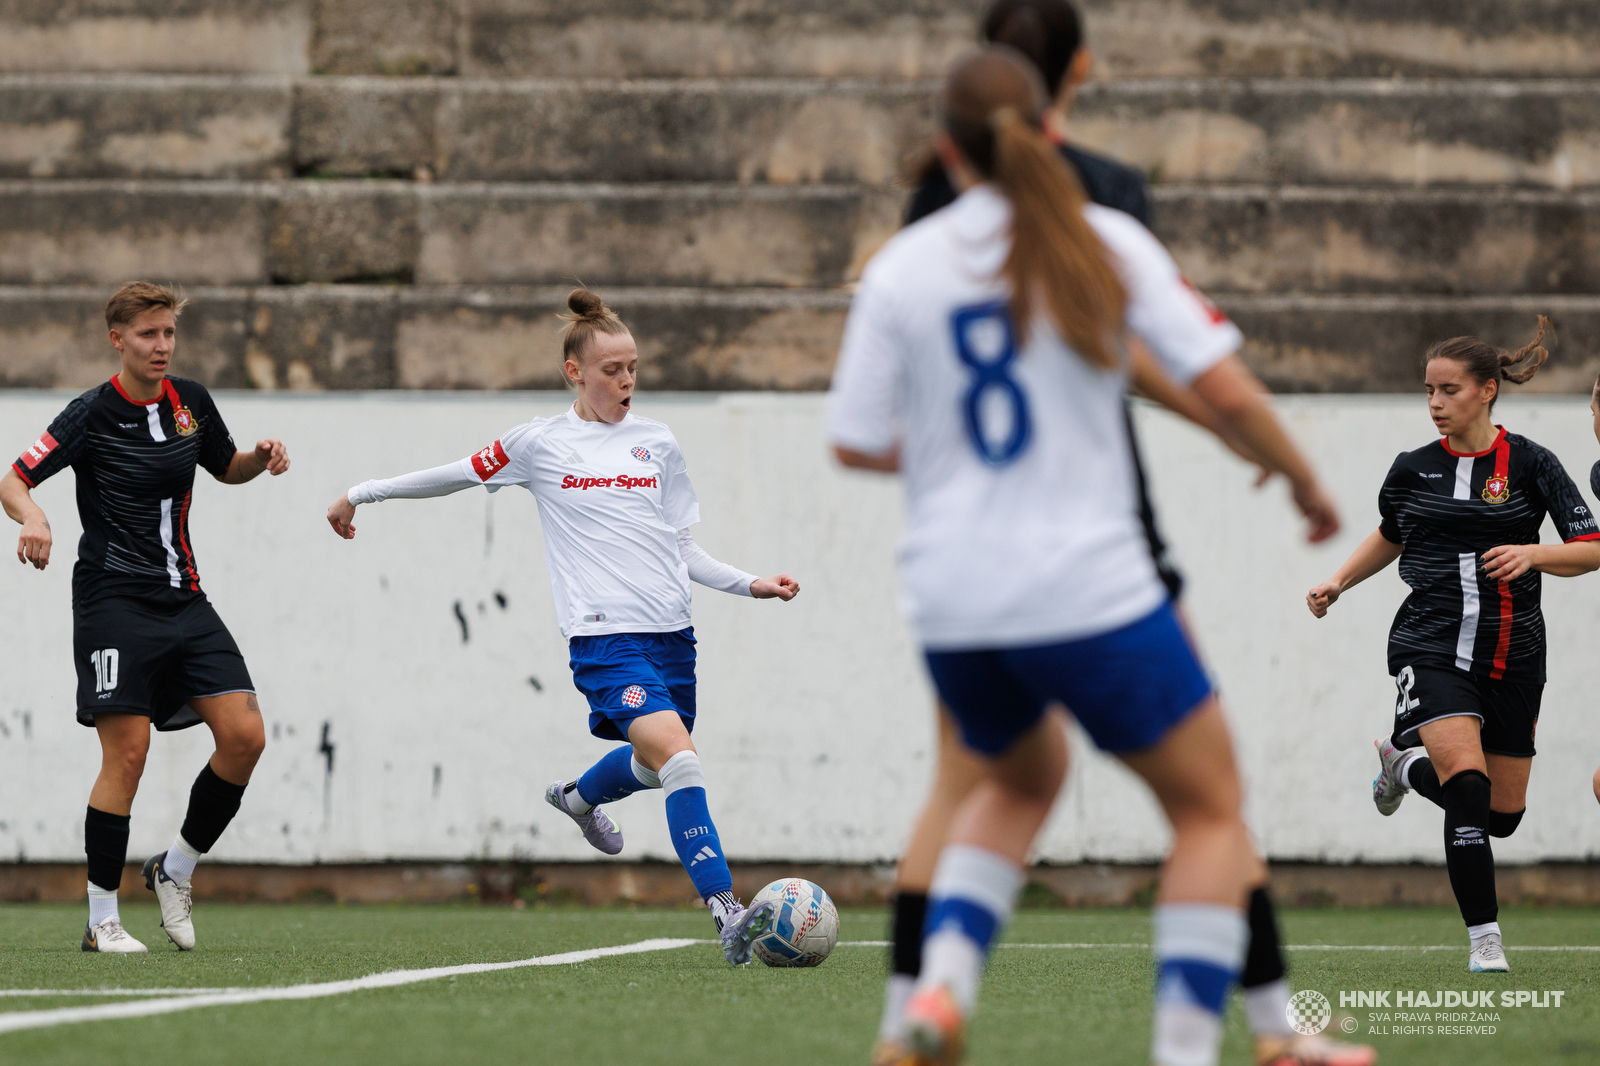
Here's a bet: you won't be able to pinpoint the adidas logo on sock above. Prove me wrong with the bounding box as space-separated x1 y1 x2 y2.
690 845 718 866
562 451 584 465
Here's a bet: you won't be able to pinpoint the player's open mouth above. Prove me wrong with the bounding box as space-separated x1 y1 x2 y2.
620 397 631 408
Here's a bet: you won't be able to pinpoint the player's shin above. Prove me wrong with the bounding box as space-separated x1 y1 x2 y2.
1152 903 1247 1066
566 744 656 814
173 762 247 873
1441 769 1497 927
1240 886 1292 1038
880 890 929 1040
659 751 734 907
84 806 130 925
916 845 1023 1014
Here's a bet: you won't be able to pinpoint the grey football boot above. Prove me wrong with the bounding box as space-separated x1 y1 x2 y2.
718 899 777 966
544 781 624 855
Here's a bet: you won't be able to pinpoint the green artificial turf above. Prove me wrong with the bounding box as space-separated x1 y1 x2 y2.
1 903 1595 1064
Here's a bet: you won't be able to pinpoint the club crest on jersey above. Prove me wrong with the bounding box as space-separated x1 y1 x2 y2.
1482 475 1510 504
631 446 651 462
621 685 647 709
172 406 198 436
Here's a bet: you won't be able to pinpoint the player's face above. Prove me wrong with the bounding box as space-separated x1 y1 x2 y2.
110 308 176 385
568 331 638 424
1424 357 1494 437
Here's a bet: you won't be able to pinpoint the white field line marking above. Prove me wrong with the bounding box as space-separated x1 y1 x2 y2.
0 938 698 1036
0 989 236 998
835 941 1600 952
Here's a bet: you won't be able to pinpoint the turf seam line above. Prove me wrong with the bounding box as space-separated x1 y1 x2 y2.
0 938 699 1036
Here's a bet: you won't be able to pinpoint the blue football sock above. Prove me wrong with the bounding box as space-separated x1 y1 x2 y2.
574 745 654 809
917 845 1023 1012
1151 903 1246 1066
659 751 733 899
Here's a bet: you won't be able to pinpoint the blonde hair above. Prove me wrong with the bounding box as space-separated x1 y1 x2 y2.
941 46 1127 368
105 281 186 330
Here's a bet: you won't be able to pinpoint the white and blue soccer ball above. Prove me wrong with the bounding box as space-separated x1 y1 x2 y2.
750 878 839 968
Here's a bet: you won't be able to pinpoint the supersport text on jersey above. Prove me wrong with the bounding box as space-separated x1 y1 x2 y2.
827 184 1240 651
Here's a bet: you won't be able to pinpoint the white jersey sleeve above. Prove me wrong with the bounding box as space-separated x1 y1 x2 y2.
826 263 904 455
1090 206 1243 386
347 421 543 505
676 529 756 596
657 434 701 530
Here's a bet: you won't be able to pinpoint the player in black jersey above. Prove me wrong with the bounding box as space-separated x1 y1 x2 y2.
1 282 289 954
1308 318 1600 974
876 6 1373 1066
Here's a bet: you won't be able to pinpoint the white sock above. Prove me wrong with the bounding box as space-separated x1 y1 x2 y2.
631 756 660 789
879 973 916 1040
1468 921 1501 945
87 883 118 927
561 782 593 816
1243 978 1294 1037
706 890 739 932
916 845 1024 1013
1152 903 1247 1066
163 834 202 884
1399 750 1425 789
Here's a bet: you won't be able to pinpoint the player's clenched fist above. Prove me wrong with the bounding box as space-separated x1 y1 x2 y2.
255 438 289 475
1306 579 1340 617
326 493 357 539
750 574 800 600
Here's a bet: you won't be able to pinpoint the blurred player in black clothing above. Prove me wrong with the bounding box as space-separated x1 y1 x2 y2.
1309 318 1600 972
1 282 289 953
878 4 1375 1066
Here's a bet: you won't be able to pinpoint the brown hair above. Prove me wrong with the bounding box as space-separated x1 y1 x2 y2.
1425 315 1552 410
982 0 1084 98
104 281 186 330
557 288 630 380
942 46 1127 368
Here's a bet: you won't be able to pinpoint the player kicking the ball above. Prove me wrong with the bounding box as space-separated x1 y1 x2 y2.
2 282 287 953
327 288 799 964
1310 320 1600 972
830 48 1340 1066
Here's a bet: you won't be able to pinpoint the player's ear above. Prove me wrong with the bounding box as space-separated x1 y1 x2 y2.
1066 47 1093 89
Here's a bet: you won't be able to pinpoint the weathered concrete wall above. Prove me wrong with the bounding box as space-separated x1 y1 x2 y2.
4 392 1600 866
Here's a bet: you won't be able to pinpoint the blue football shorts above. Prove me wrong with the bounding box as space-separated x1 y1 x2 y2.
924 601 1213 756
567 627 697 742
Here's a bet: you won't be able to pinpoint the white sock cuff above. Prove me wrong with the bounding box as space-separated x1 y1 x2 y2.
1468 921 1501 941
1242 979 1293 1037
1399 749 1424 788
86 882 117 900
174 834 202 861
929 845 1024 919
1154 903 1248 970
658 750 705 795
631 756 661 789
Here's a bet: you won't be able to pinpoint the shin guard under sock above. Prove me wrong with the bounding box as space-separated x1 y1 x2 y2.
179 763 246 854
659 751 733 899
1240 887 1292 1037
84 806 130 893
879 891 929 1040
1441 769 1497 927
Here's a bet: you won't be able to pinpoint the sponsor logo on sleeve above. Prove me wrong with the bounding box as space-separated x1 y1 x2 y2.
470 440 510 482
1180 277 1230 326
20 432 58 469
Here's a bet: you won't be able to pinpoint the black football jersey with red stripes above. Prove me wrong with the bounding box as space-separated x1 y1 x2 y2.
12 375 236 606
1378 427 1599 684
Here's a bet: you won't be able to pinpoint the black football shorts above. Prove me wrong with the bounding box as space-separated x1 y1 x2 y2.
1390 662 1541 758
74 595 254 732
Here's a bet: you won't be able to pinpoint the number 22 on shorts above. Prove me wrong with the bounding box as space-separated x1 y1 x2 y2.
951 300 1032 466
1395 665 1420 716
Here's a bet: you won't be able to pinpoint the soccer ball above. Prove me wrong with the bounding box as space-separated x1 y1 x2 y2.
750 878 839 967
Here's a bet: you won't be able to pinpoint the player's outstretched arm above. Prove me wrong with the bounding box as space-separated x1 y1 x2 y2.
1127 339 1271 484
1307 527 1403 618
1 468 51 570
833 445 899 472
675 529 799 601
1189 355 1340 543
218 439 290 484
327 461 485 540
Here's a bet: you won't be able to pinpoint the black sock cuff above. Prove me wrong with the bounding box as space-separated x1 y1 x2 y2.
890 890 930 977
84 806 131 893
1240 885 1288 987
194 763 247 803
1441 768 1492 809
1487 808 1525 838
179 763 248 854
85 806 130 831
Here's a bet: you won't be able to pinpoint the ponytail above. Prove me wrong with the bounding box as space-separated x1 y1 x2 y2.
942 46 1126 369
1424 315 1552 409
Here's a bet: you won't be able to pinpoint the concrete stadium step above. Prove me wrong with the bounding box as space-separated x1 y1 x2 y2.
5 287 1598 394
15 74 1600 190
0 180 902 289
5 1 1596 79
8 179 1600 295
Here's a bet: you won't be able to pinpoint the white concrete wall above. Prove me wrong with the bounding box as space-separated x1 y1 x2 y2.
3 391 1599 866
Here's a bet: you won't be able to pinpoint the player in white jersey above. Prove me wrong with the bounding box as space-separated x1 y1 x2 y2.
828 48 1340 1066
326 289 800 964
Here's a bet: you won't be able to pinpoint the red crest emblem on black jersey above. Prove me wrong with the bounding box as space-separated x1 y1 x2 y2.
1482 475 1510 504
172 406 197 437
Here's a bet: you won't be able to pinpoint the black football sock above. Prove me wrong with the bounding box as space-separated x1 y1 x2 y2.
1487 808 1525 838
1405 755 1444 807
84 806 130 893
1441 769 1498 926
890 890 929 977
178 763 247 854
1240 885 1287 988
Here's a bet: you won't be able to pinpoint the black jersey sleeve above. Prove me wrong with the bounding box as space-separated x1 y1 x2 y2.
1528 442 1600 542
189 383 238 478
1377 453 1409 543
11 394 91 487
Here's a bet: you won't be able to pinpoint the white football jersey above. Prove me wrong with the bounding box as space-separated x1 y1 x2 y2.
827 184 1242 651
464 407 702 639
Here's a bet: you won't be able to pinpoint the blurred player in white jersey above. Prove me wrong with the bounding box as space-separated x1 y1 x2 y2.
829 48 1341 1066
327 289 800 964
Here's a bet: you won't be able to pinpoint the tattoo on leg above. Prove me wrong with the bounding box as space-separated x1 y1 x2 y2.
246 694 260 715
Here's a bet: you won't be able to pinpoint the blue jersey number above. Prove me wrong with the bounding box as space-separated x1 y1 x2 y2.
951 301 1031 466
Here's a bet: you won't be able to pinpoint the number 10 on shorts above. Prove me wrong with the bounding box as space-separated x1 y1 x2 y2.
90 648 119 693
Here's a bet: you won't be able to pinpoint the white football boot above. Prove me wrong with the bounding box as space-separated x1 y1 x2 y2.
1372 737 1411 816
544 781 624 855
82 917 148 953
142 852 195 950
1469 931 1510 973
717 899 777 966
